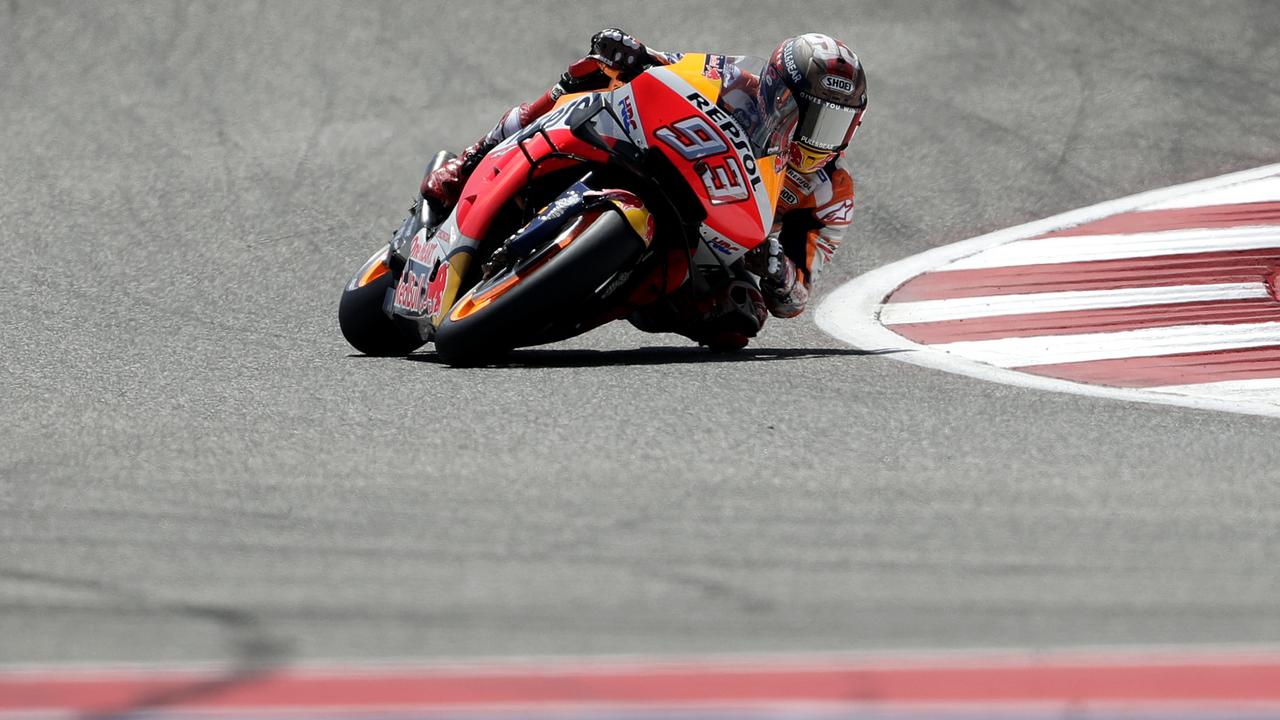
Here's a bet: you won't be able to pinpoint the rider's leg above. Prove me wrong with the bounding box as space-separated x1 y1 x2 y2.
629 264 767 352
420 59 610 211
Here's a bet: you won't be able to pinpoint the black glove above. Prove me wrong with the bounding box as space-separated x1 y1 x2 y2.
745 237 797 296
745 236 810 318
589 28 651 79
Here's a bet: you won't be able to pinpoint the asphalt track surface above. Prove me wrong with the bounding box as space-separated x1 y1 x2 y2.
4 1 1280 667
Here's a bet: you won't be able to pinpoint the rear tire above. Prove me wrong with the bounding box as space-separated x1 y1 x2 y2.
339 150 455 357
339 251 424 356
433 211 644 366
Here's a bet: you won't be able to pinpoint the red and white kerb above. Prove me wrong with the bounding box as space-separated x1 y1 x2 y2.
818 164 1280 418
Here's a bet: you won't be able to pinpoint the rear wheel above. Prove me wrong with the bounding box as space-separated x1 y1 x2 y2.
339 248 424 356
433 210 645 366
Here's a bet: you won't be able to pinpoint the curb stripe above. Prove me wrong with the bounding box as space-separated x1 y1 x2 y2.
1144 176 1280 210
1018 345 1280 387
1148 377 1280 397
889 248 1280 301
6 653 1280 715
946 225 1280 270
891 298 1280 344
880 283 1269 325
934 321 1280 368
1036 201 1280 238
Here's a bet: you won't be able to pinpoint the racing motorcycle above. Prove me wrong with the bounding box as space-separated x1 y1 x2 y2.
338 53 788 365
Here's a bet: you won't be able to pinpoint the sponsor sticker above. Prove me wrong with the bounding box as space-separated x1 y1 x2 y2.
393 261 449 317
407 228 448 265
782 42 802 82
702 54 726 81
541 191 582 221
786 166 819 194
698 224 746 258
821 75 854 95
682 93 763 193
618 95 638 135
395 229 449 315
817 198 854 224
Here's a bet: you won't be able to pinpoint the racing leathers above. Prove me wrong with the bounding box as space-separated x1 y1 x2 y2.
420 29 855 344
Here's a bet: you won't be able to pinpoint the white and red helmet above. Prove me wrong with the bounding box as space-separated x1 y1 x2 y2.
760 33 867 173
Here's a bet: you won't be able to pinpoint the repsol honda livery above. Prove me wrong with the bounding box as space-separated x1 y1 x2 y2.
339 55 797 365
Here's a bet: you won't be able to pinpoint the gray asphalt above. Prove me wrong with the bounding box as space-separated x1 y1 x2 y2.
3 0 1280 666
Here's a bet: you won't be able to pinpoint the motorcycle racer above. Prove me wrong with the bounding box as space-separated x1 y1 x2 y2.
421 29 867 350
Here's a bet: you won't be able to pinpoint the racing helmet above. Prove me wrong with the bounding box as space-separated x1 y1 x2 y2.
760 33 867 174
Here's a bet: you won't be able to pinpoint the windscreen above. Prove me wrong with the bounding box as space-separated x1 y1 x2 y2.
715 55 798 159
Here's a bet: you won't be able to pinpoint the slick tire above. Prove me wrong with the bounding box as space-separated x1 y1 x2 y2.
433 210 644 366
339 252 425 356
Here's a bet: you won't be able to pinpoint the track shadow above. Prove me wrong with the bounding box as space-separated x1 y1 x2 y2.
401 345 903 368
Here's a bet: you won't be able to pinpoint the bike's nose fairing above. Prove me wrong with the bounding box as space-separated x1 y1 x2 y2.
627 54 785 257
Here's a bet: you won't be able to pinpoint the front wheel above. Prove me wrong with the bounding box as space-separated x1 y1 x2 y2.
433 209 646 366
339 247 425 356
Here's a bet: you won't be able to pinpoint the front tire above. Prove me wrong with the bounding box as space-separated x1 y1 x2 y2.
433 210 645 366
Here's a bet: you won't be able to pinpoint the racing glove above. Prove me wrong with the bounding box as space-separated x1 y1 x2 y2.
746 236 810 318
555 29 668 97
588 28 655 81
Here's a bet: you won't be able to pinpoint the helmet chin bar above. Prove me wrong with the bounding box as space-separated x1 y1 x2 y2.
787 141 838 173
787 104 864 174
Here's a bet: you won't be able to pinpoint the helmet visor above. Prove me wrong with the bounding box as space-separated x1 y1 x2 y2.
795 95 864 152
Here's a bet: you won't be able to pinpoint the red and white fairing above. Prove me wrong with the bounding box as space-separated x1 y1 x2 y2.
629 63 782 262
395 54 788 327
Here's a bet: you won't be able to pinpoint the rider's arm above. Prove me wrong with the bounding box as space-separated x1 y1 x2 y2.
763 158 856 317
485 29 670 147
422 31 672 206
799 159 856 285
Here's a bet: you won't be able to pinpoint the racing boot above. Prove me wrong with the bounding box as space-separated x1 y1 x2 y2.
692 279 768 352
629 277 767 352
418 54 616 214
420 134 498 213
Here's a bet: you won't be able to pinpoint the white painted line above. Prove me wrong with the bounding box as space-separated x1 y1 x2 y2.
879 282 1268 325
1142 175 1280 210
814 162 1280 419
7 642 1280 674
1148 378 1280 400
934 321 1280 368
944 225 1280 270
